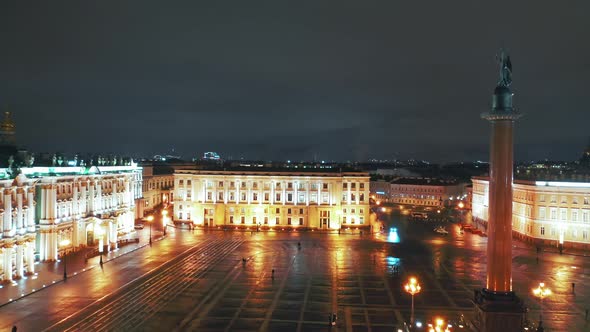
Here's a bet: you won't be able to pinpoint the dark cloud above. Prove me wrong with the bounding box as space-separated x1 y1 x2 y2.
1 1 589 162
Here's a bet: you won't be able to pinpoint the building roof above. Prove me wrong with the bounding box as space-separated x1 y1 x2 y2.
176 167 369 178
390 177 460 186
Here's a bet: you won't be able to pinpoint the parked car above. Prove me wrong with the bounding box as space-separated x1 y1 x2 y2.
134 224 144 230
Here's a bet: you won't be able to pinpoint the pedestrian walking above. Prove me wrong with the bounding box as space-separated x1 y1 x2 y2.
585 308 588 321
11 326 16 332
572 282 575 294
271 269 275 279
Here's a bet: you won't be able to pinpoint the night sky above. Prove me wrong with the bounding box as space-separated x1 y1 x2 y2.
1 1 589 163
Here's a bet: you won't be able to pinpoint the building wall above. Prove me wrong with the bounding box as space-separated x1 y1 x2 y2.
0 175 36 281
370 180 391 203
173 170 371 229
472 177 590 248
140 174 174 218
390 181 464 207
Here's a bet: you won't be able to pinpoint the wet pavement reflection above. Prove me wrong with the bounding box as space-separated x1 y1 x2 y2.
0 212 588 331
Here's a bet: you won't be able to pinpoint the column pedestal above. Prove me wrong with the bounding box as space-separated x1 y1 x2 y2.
473 289 526 332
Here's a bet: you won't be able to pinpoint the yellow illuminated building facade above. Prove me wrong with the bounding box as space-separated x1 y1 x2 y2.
173 170 371 230
472 177 590 248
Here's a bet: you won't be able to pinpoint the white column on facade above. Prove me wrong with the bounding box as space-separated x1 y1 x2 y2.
89 182 95 213
16 188 23 233
270 181 275 205
4 248 13 281
72 219 79 247
26 242 34 274
105 223 112 252
15 244 23 278
124 179 131 206
110 220 118 250
306 181 310 206
96 181 102 212
52 230 58 261
282 183 286 206
73 184 79 217
317 182 321 206
356 183 360 205
4 189 12 237
224 181 228 204
202 180 206 203
247 181 251 204
347 181 351 205
80 183 87 216
112 180 117 208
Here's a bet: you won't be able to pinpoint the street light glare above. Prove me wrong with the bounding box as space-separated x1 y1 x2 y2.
147 215 154 222
532 282 551 298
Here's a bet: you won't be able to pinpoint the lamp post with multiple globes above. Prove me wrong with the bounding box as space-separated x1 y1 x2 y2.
59 239 71 280
404 277 421 327
532 282 551 332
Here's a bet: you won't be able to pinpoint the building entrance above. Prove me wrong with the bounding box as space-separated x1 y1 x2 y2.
320 210 330 229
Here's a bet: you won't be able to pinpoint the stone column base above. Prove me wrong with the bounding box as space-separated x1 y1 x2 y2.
472 288 526 332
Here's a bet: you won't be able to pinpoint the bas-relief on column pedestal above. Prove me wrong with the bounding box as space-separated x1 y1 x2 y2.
473 289 526 332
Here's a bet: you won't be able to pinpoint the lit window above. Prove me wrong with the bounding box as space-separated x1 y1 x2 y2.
540 226 545 235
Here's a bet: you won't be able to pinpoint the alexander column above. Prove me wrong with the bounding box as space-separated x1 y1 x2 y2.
473 50 525 331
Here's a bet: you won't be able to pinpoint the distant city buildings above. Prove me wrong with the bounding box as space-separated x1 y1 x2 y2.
202 152 221 160
389 177 466 208
173 168 371 230
138 164 174 219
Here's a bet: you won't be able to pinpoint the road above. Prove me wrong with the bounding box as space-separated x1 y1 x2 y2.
0 212 588 331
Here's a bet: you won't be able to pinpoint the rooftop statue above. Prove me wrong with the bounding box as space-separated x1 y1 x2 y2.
497 49 512 87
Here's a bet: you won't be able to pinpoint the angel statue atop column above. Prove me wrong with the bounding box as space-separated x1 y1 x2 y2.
497 49 512 87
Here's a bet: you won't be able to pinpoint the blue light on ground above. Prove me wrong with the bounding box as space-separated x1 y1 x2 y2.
388 228 400 243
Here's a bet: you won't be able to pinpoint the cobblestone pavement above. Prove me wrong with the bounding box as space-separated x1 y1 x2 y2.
0 213 588 331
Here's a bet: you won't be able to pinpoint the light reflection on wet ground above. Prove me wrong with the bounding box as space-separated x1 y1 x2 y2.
0 212 588 332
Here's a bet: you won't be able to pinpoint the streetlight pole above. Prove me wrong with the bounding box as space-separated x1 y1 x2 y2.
147 215 154 246
532 282 551 332
96 227 104 266
404 277 421 327
59 239 71 281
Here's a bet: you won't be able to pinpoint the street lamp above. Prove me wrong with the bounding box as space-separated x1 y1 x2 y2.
404 277 421 326
147 215 154 246
162 210 168 236
532 282 551 332
59 239 71 281
96 227 104 265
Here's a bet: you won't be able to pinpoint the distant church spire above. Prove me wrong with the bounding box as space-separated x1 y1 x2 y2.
0 111 16 146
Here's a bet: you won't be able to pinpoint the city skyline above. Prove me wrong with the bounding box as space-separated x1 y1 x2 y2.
1 1 589 162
